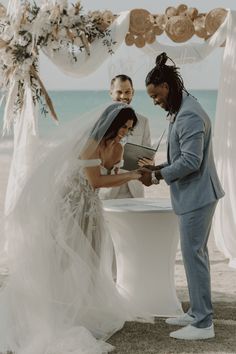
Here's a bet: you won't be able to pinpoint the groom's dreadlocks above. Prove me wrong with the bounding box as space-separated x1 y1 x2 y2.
145 52 189 115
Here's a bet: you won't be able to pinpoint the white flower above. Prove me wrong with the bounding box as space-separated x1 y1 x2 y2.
58 0 68 12
40 3 51 12
61 15 69 26
67 7 75 17
73 36 82 47
24 57 33 67
49 39 61 50
2 51 13 66
20 61 31 73
18 35 29 46
20 23 32 32
1 25 14 41
59 27 67 38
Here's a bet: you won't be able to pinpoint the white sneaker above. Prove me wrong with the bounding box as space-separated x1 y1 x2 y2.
170 324 215 340
165 313 194 326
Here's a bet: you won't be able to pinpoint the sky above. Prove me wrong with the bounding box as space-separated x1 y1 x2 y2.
3 0 236 90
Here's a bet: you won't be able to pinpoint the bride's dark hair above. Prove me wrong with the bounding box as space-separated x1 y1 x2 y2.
103 107 137 141
145 52 189 114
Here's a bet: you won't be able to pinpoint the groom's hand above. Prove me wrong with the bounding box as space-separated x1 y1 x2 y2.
138 169 152 186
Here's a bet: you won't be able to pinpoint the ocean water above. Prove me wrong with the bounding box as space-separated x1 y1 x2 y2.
0 89 217 142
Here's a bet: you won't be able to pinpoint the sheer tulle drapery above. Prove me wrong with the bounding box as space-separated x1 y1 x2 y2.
212 10 236 268
0 103 153 354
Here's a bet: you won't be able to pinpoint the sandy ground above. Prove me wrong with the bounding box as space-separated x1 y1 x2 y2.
0 148 235 304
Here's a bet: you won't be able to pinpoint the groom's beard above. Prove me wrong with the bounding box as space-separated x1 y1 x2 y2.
165 95 173 113
157 101 169 112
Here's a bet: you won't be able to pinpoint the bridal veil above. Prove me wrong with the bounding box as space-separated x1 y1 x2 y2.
0 102 152 354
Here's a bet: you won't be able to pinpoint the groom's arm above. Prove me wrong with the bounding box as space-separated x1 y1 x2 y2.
160 112 205 185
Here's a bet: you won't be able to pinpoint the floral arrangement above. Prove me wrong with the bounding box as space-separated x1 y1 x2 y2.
0 1 116 127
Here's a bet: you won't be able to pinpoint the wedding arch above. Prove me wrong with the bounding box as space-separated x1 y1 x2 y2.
1 0 236 268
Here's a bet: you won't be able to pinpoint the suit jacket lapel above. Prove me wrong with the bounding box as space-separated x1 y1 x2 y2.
167 114 175 164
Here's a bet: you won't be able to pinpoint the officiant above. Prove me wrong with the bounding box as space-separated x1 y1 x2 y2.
99 74 154 199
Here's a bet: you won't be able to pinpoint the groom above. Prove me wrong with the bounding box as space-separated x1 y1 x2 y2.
140 53 225 340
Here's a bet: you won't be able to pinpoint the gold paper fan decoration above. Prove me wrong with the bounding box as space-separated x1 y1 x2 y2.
134 34 146 48
151 14 164 35
145 30 156 44
125 32 135 46
124 4 227 46
194 13 208 39
205 8 228 35
154 14 167 30
153 25 164 35
186 7 198 21
165 15 195 43
177 4 188 15
129 9 153 35
165 7 178 18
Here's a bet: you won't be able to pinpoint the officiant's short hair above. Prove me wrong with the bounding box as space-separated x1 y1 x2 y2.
110 75 133 88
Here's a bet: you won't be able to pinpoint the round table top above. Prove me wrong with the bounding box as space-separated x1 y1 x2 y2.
102 198 173 214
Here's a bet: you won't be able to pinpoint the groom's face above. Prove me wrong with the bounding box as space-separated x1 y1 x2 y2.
110 79 134 105
146 83 169 111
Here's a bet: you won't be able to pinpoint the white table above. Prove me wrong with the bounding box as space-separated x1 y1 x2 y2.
103 198 183 317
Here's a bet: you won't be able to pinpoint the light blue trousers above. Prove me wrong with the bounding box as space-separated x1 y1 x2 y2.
178 201 217 328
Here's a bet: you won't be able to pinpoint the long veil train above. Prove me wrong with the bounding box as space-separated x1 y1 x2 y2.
0 103 152 354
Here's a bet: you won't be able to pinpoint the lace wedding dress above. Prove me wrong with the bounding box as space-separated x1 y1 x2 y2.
0 103 152 354
0 156 150 354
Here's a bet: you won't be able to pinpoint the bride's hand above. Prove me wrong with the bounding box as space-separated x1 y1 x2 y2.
129 170 142 180
114 167 119 175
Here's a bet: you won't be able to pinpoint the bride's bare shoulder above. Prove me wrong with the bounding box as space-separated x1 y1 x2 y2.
80 139 100 159
113 142 123 160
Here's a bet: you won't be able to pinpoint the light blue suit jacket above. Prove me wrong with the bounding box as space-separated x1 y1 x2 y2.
161 93 225 215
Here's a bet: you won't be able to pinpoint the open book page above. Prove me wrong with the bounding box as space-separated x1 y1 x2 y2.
122 129 166 171
122 143 156 170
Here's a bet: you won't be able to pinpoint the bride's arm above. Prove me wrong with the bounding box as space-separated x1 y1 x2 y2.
84 166 141 189
81 139 141 188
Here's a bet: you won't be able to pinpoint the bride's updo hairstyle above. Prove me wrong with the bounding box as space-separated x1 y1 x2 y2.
90 103 138 142
103 107 138 141
145 52 189 115
90 102 138 143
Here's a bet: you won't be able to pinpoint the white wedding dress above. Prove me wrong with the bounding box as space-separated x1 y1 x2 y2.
0 155 151 354
0 103 153 354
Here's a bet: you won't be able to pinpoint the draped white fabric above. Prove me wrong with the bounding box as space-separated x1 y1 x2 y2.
4 8 236 267
213 10 236 268
42 11 130 78
4 78 40 216
141 13 228 64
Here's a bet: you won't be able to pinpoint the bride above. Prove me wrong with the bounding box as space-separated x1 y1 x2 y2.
0 102 151 354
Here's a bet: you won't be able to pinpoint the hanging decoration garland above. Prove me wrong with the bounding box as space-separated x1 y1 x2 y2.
125 4 227 47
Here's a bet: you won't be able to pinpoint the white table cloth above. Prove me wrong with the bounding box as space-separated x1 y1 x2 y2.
103 198 183 317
